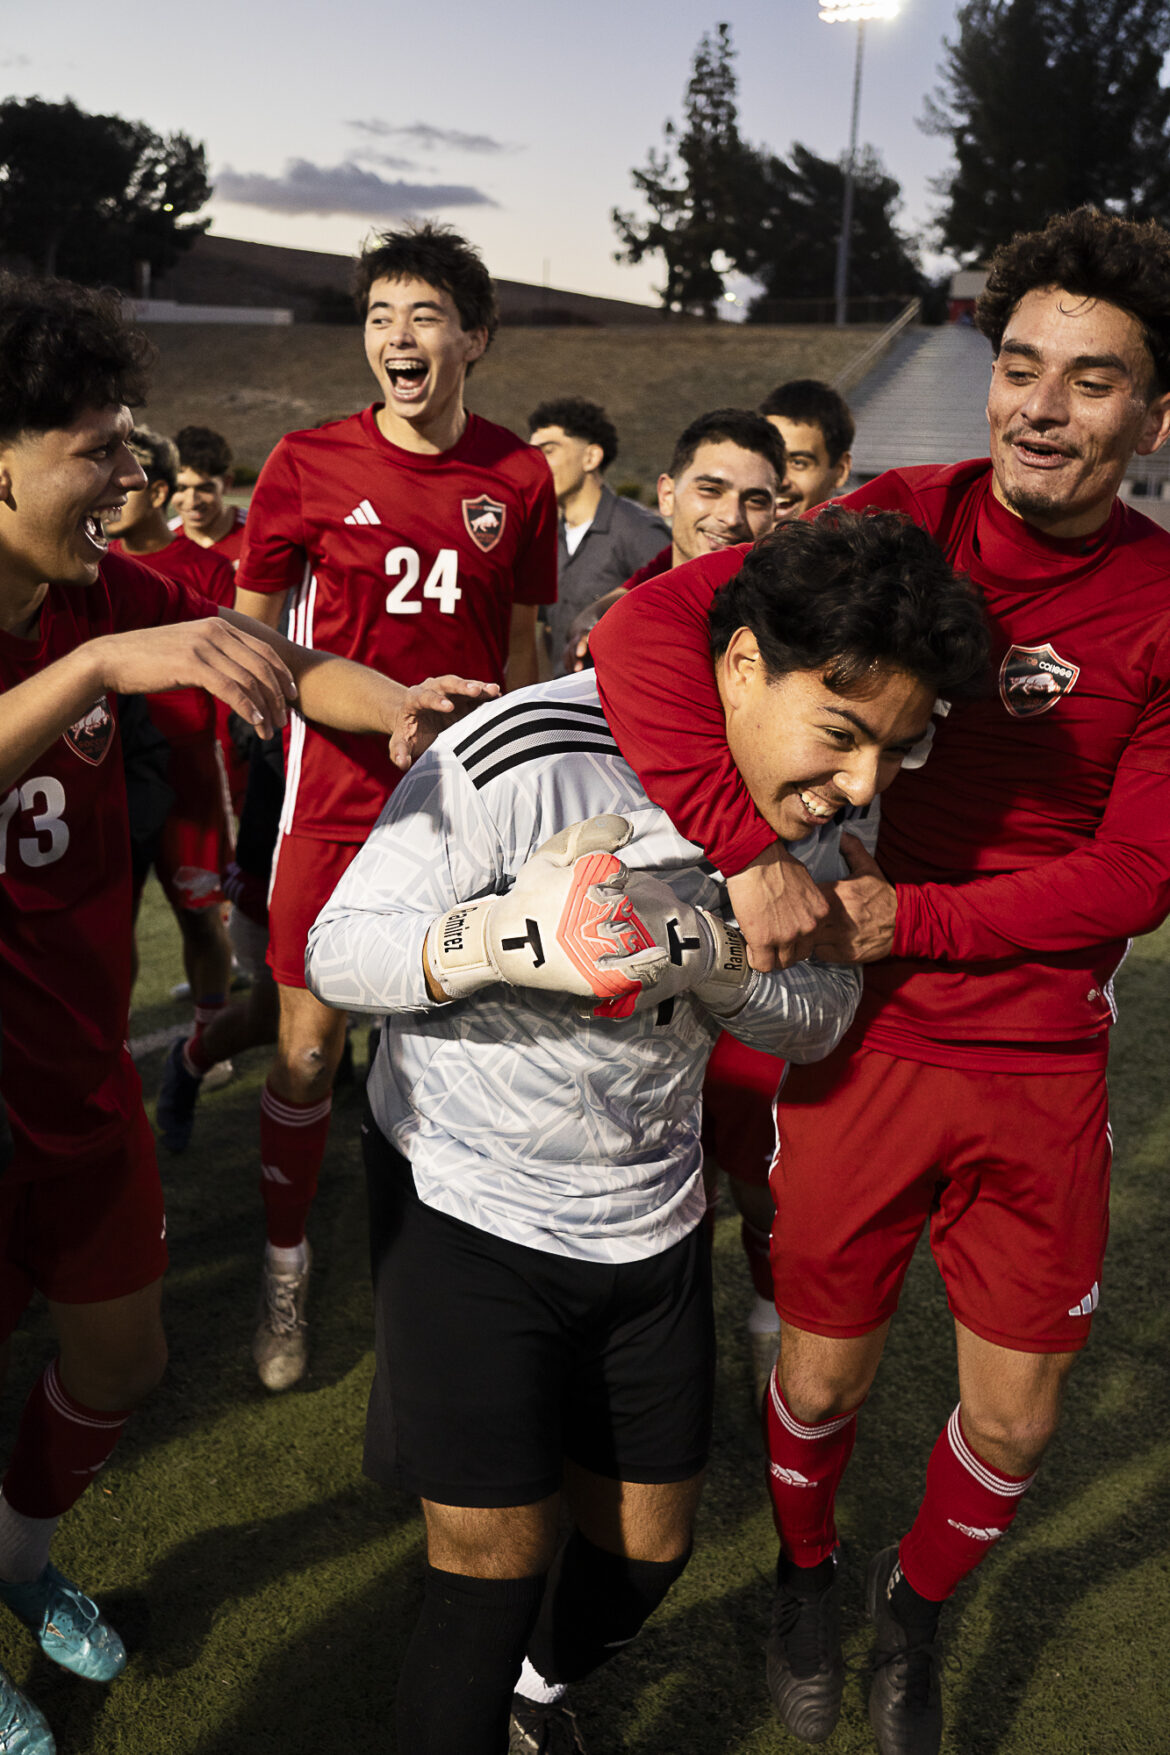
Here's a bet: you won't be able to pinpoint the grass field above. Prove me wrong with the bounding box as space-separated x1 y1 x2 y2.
136 320 871 502
3 886 1168 1754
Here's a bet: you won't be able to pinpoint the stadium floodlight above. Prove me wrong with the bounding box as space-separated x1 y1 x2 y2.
818 0 902 326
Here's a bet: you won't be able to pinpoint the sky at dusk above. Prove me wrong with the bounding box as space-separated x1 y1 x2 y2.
2 0 967 305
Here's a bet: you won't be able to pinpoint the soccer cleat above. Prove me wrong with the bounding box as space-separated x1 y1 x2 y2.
866 1546 943 1755
156 1037 202 1153
508 1693 588 1754
0 1664 54 1754
252 1242 312 1392
0 1563 126 1683
765 1553 845 1743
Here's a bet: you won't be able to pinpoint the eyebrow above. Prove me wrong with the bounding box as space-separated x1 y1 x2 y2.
828 707 929 747
367 297 444 315
1000 339 1130 374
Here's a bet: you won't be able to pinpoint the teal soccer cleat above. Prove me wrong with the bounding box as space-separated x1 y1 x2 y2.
0 1664 55 1753
0 1565 126 1683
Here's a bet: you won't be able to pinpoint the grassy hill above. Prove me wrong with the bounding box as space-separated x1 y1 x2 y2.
139 322 873 501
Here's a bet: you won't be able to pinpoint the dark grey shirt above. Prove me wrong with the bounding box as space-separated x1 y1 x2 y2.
548 483 668 672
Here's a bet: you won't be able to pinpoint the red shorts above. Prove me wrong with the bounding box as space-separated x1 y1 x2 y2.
149 737 232 913
700 1031 785 1188
0 1106 168 1339
772 1045 1110 1354
267 833 361 989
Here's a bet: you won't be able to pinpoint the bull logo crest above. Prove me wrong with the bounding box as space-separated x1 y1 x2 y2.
64 695 114 765
999 643 1080 719
462 494 507 554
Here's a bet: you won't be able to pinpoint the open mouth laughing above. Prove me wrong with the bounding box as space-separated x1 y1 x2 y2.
385 359 430 403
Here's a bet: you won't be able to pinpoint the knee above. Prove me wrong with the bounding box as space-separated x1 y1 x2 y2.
63 1329 167 1413
276 1039 339 1101
778 1360 872 1425
959 1402 1058 1476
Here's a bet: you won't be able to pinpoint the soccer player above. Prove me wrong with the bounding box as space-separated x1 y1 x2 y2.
561 406 785 670
527 397 667 673
305 509 988 1755
103 427 238 1097
228 221 557 1393
759 379 855 521
0 271 495 1753
171 425 247 567
588 207 1170 1754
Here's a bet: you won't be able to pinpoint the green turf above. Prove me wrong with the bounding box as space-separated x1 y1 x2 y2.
3 885 1168 1752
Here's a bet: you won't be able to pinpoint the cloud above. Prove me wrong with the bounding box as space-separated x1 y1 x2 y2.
0 55 31 68
348 118 517 155
214 159 495 218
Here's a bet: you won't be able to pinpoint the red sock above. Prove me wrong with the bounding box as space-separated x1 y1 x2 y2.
186 994 227 1075
765 1377 861 1568
259 1080 332 1248
2 1360 131 1518
899 1405 1035 1602
740 1217 775 1302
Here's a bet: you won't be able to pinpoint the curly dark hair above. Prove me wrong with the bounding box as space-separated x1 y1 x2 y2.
527 397 619 471
708 506 990 701
353 221 499 359
668 408 787 483
976 207 1170 393
128 426 179 496
0 273 153 442
758 378 856 465
175 424 233 478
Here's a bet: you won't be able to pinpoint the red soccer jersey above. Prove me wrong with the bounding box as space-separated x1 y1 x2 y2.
212 505 248 570
0 552 217 1171
110 533 234 742
590 460 1170 1069
236 407 557 840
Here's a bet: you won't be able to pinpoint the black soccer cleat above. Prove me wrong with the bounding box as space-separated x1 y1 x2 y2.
765 1554 845 1743
866 1546 944 1755
508 1692 589 1754
156 1036 202 1153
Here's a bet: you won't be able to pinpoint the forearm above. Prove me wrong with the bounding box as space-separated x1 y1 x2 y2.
894 841 1170 962
715 961 861 1062
306 906 443 1014
220 609 405 735
0 644 106 789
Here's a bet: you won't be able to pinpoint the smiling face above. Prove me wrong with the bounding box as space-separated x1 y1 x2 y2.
767 415 851 521
364 274 486 450
172 466 232 543
659 440 778 564
0 404 146 597
987 286 1170 539
716 628 934 843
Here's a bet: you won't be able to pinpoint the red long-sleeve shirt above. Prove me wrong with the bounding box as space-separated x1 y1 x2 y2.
591 460 1170 1071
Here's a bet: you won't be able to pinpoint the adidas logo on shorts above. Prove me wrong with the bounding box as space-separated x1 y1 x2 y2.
1068 1281 1100 1317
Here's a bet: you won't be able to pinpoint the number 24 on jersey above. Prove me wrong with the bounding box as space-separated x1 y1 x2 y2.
385 547 462 616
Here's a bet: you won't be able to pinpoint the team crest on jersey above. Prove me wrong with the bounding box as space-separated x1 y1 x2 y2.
64 696 114 765
462 494 506 553
999 643 1080 719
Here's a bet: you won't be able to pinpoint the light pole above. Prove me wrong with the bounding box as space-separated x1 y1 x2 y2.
818 0 900 327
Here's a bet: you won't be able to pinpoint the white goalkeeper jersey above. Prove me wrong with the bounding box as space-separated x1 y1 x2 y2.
307 671 871 1264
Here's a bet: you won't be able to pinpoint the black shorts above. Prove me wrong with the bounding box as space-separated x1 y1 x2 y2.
362 1120 715 1508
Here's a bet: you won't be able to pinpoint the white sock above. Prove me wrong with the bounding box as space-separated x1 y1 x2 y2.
514 1657 567 1706
0 1493 58 1585
266 1240 308 1273
747 1293 781 1335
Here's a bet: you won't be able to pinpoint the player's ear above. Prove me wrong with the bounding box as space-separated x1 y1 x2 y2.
722 626 761 704
583 442 604 476
0 450 13 509
1135 389 1170 458
657 473 674 519
834 451 852 488
464 326 489 367
223 471 234 492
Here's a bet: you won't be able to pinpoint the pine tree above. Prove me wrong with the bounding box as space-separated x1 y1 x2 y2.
0 97 211 287
926 0 1170 260
612 24 764 319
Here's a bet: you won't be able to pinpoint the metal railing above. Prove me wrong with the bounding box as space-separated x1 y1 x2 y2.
832 296 921 394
